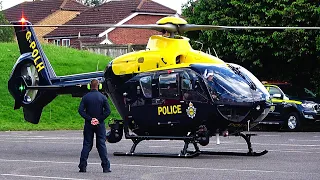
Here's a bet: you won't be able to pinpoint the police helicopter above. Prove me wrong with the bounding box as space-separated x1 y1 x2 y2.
4 16 320 158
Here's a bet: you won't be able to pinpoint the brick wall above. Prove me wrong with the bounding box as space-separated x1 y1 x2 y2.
108 14 165 45
35 10 81 43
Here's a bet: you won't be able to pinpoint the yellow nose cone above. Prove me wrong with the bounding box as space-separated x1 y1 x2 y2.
156 16 188 25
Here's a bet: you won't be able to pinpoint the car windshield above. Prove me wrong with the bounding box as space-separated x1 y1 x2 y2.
278 84 318 98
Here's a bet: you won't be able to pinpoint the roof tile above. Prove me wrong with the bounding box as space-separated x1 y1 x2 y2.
4 0 88 24
62 0 89 11
45 0 176 38
136 0 176 14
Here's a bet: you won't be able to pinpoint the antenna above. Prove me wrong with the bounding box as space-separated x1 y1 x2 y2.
212 47 219 58
206 47 219 58
207 48 211 55
194 41 203 52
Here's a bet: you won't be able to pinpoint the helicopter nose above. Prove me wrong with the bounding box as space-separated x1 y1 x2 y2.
249 101 272 123
216 102 270 123
216 89 271 124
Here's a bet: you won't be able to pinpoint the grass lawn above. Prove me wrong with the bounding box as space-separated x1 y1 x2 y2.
0 43 121 131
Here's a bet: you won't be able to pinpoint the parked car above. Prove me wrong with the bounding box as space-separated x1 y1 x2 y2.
260 82 320 130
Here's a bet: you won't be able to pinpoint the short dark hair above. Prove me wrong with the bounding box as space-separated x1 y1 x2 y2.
90 79 99 89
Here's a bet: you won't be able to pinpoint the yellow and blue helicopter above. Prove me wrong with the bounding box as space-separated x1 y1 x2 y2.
4 16 320 158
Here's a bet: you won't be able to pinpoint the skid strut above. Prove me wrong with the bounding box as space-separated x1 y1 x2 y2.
113 132 267 158
192 133 268 156
114 138 200 158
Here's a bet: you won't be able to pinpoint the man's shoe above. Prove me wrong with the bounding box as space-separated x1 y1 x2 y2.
103 169 111 173
79 168 86 173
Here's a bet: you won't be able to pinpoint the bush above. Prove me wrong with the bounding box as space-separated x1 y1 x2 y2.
0 11 14 42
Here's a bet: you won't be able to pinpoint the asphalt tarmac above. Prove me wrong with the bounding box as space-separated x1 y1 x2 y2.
0 130 319 180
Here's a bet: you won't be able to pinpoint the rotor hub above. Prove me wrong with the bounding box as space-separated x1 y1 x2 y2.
156 17 187 25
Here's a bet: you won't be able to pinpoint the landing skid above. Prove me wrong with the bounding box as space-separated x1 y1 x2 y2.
113 132 268 158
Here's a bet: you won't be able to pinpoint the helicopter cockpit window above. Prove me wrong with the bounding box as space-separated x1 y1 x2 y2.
181 71 192 90
197 65 253 103
202 69 225 99
227 63 270 101
181 79 192 90
181 71 209 102
139 76 152 98
159 73 179 99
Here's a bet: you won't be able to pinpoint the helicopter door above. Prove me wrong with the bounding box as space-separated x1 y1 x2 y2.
126 72 186 135
156 72 185 126
181 71 210 103
180 70 210 123
124 75 154 132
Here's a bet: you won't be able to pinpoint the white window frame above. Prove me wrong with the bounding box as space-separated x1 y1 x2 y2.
54 39 60 46
62 39 70 47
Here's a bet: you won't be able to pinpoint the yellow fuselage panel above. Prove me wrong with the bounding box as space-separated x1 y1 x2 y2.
185 50 224 64
111 35 225 75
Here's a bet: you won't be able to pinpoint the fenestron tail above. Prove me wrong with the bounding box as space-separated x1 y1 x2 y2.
8 20 104 124
8 20 58 124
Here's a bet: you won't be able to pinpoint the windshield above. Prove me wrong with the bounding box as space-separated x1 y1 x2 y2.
228 63 270 102
278 84 317 99
191 64 271 123
192 64 253 104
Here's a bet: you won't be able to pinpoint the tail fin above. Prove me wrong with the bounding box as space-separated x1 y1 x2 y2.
8 20 105 124
13 20 56 79
8 20 57 124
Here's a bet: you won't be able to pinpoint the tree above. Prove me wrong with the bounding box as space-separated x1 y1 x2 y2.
0 11 14 42
182 0 320 91
76 0 106 6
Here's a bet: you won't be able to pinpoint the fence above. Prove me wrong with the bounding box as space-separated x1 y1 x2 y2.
82 44 146 58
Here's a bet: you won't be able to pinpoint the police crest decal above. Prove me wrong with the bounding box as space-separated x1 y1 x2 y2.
186 102 196 119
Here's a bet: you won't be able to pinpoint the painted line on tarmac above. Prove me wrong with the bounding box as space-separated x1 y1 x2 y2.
0 135 46 137
258 135 281 137
1 137 83 140
0 159 77 164
0 140 82 145
1 174 90 180
289 139 320 142
0 158 319 176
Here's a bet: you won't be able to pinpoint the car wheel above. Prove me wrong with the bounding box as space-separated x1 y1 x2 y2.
286 112 300 131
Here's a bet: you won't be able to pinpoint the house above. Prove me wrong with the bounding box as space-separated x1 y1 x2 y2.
3 0 88 43
44 0 177 48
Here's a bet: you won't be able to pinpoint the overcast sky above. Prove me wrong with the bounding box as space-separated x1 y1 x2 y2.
1 0 189 14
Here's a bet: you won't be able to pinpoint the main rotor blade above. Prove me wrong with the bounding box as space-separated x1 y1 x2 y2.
0 23 178 33
179 24 320 33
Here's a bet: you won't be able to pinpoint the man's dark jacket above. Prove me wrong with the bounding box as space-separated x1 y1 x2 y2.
78 90 111 123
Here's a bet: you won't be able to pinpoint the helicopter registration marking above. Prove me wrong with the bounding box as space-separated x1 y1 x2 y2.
26 31 45 72
158 105 182 115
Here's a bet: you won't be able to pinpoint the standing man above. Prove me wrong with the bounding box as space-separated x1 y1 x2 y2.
78 79 111 173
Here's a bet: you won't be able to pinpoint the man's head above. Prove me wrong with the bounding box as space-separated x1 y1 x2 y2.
207 74 213 81
90 79 99 90
206 70 214 82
